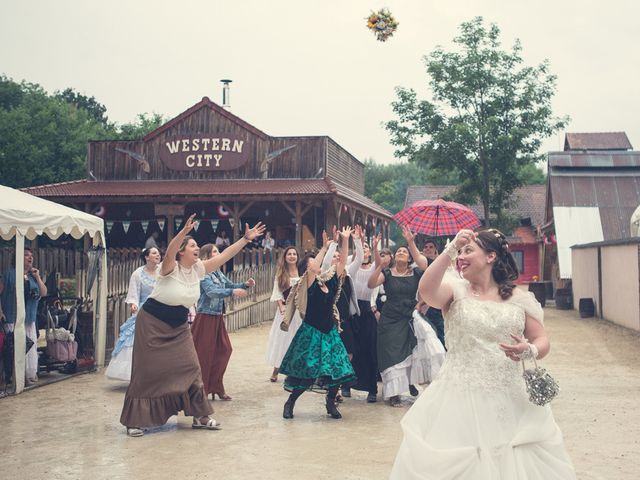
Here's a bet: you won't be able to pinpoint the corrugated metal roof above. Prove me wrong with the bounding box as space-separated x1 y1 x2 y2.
404 184 546 227
549 152 640 168
547 149 640 277
548 160 640 240
564 132 632 151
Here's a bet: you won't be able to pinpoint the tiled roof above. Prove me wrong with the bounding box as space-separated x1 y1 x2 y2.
564 132 632 151
404 184 546 227
22 179 331 197
327 180 393 218
22 178 393 218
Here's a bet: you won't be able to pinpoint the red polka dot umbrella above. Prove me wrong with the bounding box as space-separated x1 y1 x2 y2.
393 199 481 236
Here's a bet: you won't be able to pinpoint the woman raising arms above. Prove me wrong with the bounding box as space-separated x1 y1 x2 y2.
120 215 265 437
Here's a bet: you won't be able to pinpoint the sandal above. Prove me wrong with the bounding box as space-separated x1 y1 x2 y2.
192 416 222 430
216 393 232 401
126 427 144 437
390 395 403 407
334 393 344 403
269 376 278 383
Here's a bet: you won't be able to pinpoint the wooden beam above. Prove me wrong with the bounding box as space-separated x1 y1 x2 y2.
279 201 296 217
238 201 256 217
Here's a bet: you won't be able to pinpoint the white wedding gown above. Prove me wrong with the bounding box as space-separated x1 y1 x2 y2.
390 282 576 479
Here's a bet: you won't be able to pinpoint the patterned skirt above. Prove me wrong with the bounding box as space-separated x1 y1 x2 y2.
279 322 356 392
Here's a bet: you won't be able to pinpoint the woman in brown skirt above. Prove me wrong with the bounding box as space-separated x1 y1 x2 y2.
192 244 255 400
120 214 265 437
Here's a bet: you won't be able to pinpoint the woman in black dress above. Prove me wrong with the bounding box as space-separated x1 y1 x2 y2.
279 227 356 420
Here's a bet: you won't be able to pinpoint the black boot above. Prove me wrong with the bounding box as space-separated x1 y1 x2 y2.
283 395 296 419
325 392 342 419
283 390 303 419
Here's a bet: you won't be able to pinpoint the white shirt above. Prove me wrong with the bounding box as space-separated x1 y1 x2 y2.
148 260 206 308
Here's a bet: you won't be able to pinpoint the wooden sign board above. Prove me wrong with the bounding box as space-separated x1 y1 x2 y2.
158 136 250 171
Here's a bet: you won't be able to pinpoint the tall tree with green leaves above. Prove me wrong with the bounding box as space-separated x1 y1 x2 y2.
0 75 166 188
385 17 567 227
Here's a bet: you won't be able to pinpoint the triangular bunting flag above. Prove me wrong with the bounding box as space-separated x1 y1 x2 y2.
122 220 131 233
141 220 150 233
106 221 114 234
157 219 165 231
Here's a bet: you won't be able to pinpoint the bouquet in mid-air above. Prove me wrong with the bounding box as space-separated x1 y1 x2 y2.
366 8 398 42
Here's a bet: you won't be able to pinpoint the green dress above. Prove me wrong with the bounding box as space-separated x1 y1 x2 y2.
279 273 356 392
376 268 423 372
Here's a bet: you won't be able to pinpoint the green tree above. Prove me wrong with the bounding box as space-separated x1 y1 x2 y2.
0 76 109 188
0 75 166 188
385 17 567 228
56 87 109 125
113 113 165 140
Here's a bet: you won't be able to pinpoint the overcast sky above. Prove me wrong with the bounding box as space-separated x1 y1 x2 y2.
1 0 639 164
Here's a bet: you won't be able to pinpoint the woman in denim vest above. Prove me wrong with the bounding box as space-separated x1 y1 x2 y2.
191 244 255 400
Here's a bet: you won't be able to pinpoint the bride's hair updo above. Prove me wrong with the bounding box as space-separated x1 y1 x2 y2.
474 229 519 299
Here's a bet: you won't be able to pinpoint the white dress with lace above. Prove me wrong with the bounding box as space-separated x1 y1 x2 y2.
265 277 303 368
390 281 576 479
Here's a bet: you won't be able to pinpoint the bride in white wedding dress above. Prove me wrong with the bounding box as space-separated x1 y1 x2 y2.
390 229 576 479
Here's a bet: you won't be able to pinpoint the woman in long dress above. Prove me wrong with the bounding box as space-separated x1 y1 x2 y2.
349 236 382 402
265 246 302 382
367 227 430 406
320 226 364 399
119 215 265 437
192 244 254 400
279 228 356 420
390 228 575 479
105 247 161 382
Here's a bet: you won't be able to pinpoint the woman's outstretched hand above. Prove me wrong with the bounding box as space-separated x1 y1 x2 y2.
244 222 266 241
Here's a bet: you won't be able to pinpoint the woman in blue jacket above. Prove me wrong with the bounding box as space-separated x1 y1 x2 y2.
192 244 254 400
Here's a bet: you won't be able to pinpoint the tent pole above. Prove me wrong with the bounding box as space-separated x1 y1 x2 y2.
94 247 108 367
13 235 26 394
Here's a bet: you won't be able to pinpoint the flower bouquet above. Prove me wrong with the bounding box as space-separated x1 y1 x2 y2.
366 8 398 42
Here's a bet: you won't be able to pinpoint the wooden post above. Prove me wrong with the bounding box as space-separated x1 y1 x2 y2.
295 201 302 250
232 202 241 240
167 214 175 243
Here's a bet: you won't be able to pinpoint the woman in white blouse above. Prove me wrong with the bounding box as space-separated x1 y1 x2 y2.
119 215 265 437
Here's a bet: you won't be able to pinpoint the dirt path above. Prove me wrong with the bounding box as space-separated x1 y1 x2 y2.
2 308 639 479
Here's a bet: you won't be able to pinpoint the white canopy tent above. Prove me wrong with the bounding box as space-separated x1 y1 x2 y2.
0 185 107 394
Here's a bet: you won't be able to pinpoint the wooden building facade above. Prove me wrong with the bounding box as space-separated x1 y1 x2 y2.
24 97 392 251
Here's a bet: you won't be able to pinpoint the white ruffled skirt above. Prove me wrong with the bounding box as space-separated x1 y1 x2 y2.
380 313 446 399
265 308 303 369
104 346 133 382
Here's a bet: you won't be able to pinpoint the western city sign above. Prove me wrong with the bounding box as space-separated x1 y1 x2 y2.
159 136 250 171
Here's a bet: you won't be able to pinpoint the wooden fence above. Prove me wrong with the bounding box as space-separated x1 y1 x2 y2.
0 247 280 360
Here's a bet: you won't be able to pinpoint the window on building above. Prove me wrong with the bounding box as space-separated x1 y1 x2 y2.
512 250 524 273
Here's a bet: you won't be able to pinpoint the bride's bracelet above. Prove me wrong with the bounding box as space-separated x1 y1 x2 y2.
516 342 539 360
444 241 459 260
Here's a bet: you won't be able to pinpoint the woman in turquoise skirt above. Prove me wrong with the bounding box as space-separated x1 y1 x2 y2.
279 227 356 420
